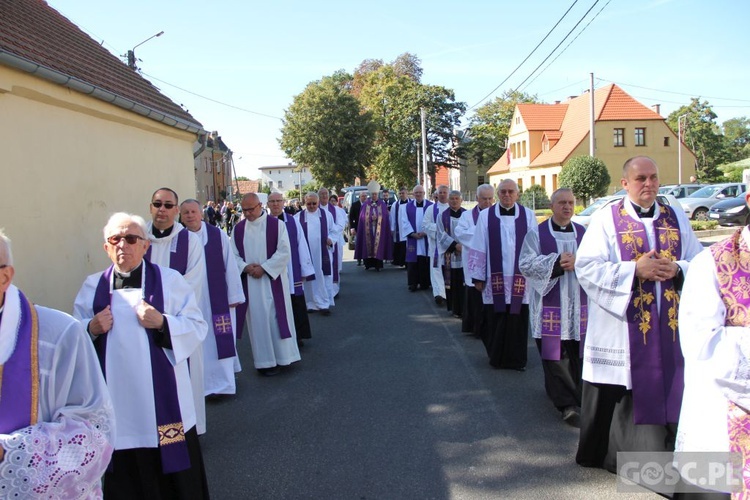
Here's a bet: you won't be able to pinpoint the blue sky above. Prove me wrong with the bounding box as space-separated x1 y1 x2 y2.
48 0 750 178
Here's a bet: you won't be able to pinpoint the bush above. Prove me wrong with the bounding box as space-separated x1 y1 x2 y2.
690 220 719 231
519 184 550 210
559 156 611 206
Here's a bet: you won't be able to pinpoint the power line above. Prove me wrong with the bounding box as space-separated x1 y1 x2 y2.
597 77 750 103
536 79 588 97
141 72 284 120
511 0 602 94
468 0 581 110
520 0 613 92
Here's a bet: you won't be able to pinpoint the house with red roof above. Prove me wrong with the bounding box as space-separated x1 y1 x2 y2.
0 0 207 310
486 84 697 197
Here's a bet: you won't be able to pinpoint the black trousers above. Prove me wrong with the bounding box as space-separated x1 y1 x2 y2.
576 381 676 473
534 339 581 411
486 305 529 370
462 286 483 335
392 241 407 266
406 256 431 289
447 268 464 316
290 293 311 339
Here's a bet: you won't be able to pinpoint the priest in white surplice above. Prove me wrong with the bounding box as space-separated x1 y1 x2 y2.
319 188 345 298
232 193 301 376
400 185 432 292
468 179 537 371
0 229 114 499
676 205 750 495
455 184 495 337
436 190 466 317
574 156 703 473
421 184 449 305
74 212 210 498
296 192 336 315
180 199 245 397
390 187 410 267
519 188 585 427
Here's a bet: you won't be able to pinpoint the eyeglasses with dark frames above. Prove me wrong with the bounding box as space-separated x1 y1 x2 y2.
107 234 145 245
151 201 177 209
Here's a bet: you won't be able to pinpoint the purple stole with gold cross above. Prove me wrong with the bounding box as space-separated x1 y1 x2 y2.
710 228 750 490
538 220 587 361
324 204 339 284
487 203 528 314
405 200 433 262
280 213 307 296
93 261 191 473
145 228 189 275
0 289 39 435
442 207 466 287
204 223 235 359
233 216 293 341
611 199 683 425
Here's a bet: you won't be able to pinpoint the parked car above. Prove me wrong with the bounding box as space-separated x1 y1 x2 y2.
341 186 368 213
571 194 682 228
680 183 746 220
658 184 705 199
708 192 750 226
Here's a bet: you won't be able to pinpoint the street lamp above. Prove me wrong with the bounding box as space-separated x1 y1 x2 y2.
125 31 164 70
677 114 688 184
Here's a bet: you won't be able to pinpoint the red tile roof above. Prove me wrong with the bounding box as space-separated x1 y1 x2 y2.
233 180 261 196
0 0 202 129
517 103 568 131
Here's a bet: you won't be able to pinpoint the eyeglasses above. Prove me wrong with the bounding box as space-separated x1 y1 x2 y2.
151 201 176 209
498 189 516 195
306 202 318 206
241 204 261 213
107 234 145 245
0 264 8 269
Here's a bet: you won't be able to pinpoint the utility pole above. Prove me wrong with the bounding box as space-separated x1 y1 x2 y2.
589 72 595 157
421 108 428 188
678 114 688 184
125 30 164 70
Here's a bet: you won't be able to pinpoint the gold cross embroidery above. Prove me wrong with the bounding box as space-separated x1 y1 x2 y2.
542 310 561 332
514 277 525 294
214 315 232 334
491 274 503 292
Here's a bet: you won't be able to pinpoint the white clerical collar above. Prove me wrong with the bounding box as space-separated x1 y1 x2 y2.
114 261 143 277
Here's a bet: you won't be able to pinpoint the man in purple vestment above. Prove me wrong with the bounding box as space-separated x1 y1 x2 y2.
0 229 114 498
354 180 393 271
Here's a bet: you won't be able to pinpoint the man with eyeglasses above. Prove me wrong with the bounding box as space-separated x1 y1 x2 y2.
296 192 335 315
421 185 450 305
74 213 209 498
455 184 495 338
319 188 345 297
436 190 466 318
268 192 315 347
400 184 432 292
179 199 245 399
468 179 537 372
231 193 301 375
146 187 208 434
0 229 114 497
389 187 410 268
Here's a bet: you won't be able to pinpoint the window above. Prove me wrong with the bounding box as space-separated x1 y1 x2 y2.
552 174 558 191
522 141 527 157
516 116 520 124
635 128 646 146
278 180 283 189
477 175 485 186
517 179 523 191
614 128 625 147
530 176 535 186
205 158 209 172
663 137 670 147
541 176 546 190
268 181 274 189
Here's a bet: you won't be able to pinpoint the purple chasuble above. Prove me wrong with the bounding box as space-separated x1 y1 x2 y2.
711 230 750 493
279 214 306 296
611 200 683 425
300 210 332 276
324 204 339 284
204 224 235 359
487 203 528 314
233 217 293 341
0 289 39 434
354 200 393 261
538 220 587 361
405 200 433 262
145 228 189 275
93 261 191 473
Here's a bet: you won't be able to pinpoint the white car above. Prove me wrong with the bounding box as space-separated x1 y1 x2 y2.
571 194 682 229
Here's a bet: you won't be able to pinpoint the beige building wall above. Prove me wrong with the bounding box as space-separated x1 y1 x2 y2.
0 66 198 312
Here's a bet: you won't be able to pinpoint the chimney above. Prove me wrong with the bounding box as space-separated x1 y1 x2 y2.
651 104 661 115
554 100 561 105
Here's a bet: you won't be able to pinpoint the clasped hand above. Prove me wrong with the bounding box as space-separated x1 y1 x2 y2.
635 249 678 282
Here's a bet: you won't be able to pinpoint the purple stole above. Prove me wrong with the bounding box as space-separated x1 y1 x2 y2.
145 228 189 275
324 204 339 284
300 209 331 276
710 229 750 486
233 217 293 341
432 203 442 267
0 289 39 434
538 220 587 361
92 261 190 473
358 200 388 259
204 224 235 359
442 207 466 286
472 205 480 225
611 200 683 425
405 200 433 262
487 203 528 314
280 214 305 296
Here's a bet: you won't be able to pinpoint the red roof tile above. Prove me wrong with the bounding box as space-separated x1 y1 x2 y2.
0 0 202 129
517 103 568 131
234 180 260 196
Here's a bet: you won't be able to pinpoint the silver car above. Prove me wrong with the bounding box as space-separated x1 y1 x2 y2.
679 183 746 220
658 184 704 199
571 194 682 228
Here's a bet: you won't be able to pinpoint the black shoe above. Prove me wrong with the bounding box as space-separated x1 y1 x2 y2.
258 366 280 376
562 406 581 428
320 309 331 316
297 339 305 348
409 285 417 292
435 296 446 306
357 261 362 266
307 309 317 313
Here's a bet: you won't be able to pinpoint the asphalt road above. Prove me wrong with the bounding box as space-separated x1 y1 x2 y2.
201 247 660 500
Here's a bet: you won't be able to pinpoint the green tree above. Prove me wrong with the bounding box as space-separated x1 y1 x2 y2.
236 176 250 181
259 184 271 194
279 71 375 187
666 99 727 181
519 184 550 210
559 156 611 207
722 117 750 162
465 90 540 170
